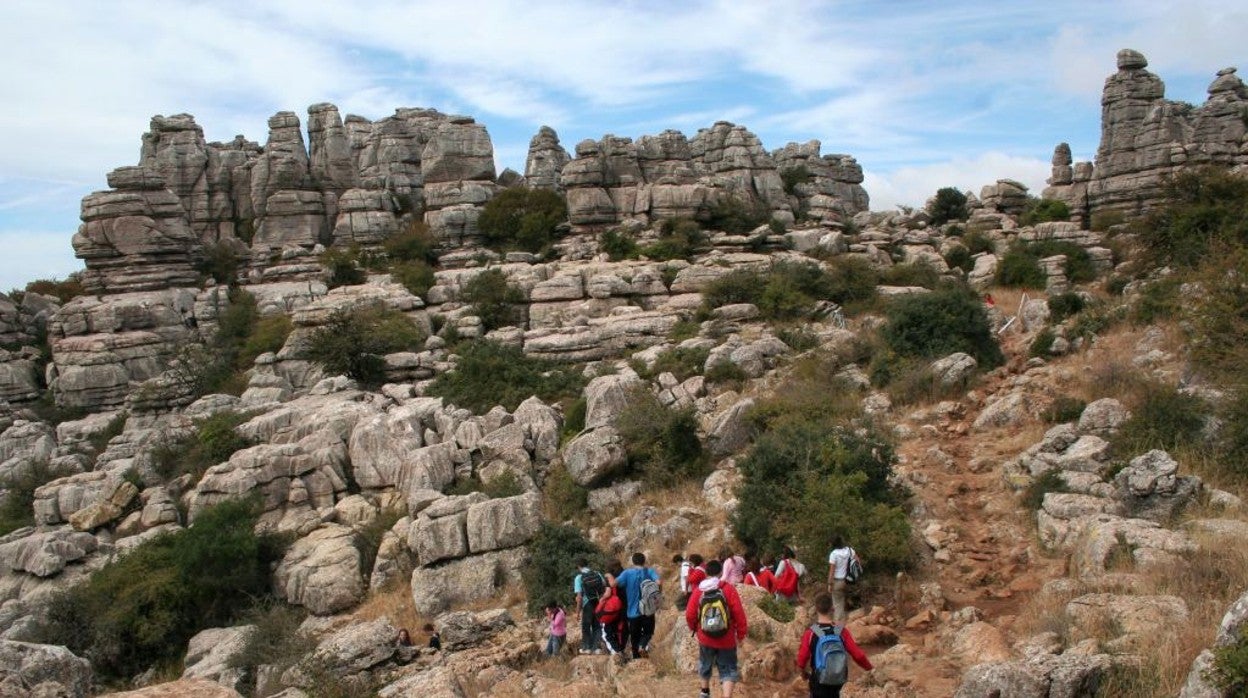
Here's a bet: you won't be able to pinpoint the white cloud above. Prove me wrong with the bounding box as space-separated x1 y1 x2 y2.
864 152 1051 211
0 231 82 292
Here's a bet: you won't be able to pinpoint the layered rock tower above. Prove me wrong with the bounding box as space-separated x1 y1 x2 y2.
1045 49 1248 220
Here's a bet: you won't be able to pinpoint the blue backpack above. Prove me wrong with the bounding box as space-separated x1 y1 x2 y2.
811 624 848 686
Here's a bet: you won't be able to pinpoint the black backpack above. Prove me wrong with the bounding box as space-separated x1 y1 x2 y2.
581 570 606 603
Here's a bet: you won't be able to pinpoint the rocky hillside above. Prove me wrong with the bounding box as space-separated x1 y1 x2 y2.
0 49 1246 698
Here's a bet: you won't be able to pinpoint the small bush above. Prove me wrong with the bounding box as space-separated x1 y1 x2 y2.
824 256 879 309
1023 469 1070 511
600 229 639 261
426 340 585 414
1136 166 1248 269
384 220 438 265
239 314 293 366
23 276 86 304
320 248 366 288
391 260 436 298
151 410 254 483
615 387 705 488
1131 277 1181 324
461 269 525 331
642 346 711 382
38 498 286 682
562 396 587 439
543 466 588 521
0 461 59 536
703 196 770 235
669 320 700 342
1043 397 1087 424
1019 197 1071 226
963 230 996 256
1090 209 1127 232
230 602 314 673
881 361 961 406
705 361 748 387
751 353 864 430
757 594 796 623
880 262 941 289
1029 329 1057 358
996 247 1048 288
928 187 968 227
1026 240 1097 284
196 243 242 285
702 269 766 309
1047 292 1086 322
702 260 863 321
1208 629 1248 694
643 218 707 261
777 326 819 352
522 523 606 614
305 303 426 385
1111 384 1207 458
780 165 812 196
882 286 1004 368
1105 275 1130 296
944 245 973 273
478 187 568 253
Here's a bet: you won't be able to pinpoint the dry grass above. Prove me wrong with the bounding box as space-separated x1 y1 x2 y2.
353 579 428 638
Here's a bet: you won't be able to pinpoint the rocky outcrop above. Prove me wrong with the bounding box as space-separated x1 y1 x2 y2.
524 126 570 191
0 640 92 698
1044 49 1248 220
772 140 869 222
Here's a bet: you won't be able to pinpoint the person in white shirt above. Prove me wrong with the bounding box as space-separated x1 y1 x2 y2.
826 536 855 623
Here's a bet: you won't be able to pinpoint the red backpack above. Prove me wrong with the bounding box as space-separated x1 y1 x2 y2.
595 588 622 624
775 560 799 596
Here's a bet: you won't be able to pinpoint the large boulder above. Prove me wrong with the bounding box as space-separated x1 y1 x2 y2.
582 373 641 430
0 640 92 698
954 661 1048 698
181 625 256 692
1113 449 1202 521
706 398 756 457
409 548 527 615
562 427 628 487
435 608 513 651
466 492 542 554
273 523 366 615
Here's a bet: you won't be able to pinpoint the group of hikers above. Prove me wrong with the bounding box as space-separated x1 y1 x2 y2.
546 537 872 697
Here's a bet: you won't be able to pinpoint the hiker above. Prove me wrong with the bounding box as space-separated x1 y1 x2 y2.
774 546 804 604
686 553 707 589
544 601 567 657
396 628 413 646
674 554 691 594
742 556 773 593
826 536 860 624
424 622 441 651
616 552 661 659
599 559 628 656
796 593 873 697
573 558 606 654
719 546 746 585
685 559 748 698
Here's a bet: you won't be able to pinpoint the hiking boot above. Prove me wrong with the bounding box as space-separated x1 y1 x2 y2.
638 648 649 659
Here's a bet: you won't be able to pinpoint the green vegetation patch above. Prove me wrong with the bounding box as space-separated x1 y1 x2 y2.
425 340 585 413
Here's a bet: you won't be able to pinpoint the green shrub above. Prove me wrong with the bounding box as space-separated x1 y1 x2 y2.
1111 384 1207 458
703 196 770 234
38 498 286 682
1025 240 1097 284
669 320 700 342
733 420 909 580
1043 397 1087 424
1136 166 1248 269
239 314 293 366
882 286 1004 368
643 218 707 261
543 466 588 521
944 245 973 273
824 256 879 308
1090 209 1127 232
1029 329 1057 358
426 340 585 414
522 522 606 614
196 243 242 285
757 594 796 623
702 269 766 309
600 229 639 261
1019 197 1071 226
996 246 1048 288
391 260 436 298
1047 292 1086 322
777 326 819 352
1023 469 1070 510
704 361 748 387
461 268 525 331
881 360 964 406
1131 277 1181 324
880 262 941 289
780 165 812 196
229 601 314 673
615 388 705 488
751 353 864 430
928 187 968 227
22 276 86 304
963 230 996 256
305 303 426 385
701 260 863 321
642 346 711 382
151 410 254 483
478 187 568 253
0 461 59 536
383 220 438 264
1208 635 1248 696
319 248 366 288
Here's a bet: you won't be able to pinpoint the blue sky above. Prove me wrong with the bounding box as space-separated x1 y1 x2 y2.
2 0 1245 291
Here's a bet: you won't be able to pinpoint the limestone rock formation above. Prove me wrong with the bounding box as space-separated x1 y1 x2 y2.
1045 49 1248 220
524 126 570 191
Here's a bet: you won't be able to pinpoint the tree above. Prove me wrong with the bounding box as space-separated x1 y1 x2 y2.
478 188 568 253
928 187 969 226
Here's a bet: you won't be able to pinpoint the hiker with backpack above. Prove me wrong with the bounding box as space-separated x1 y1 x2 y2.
573 558 606 654
719 546 746 585
686 553 707 589
774 546 804 604
742 555 773 593
599 559 629 657
826 536 862 624
797 593 873 697
616 552 661 659
685 559 748 698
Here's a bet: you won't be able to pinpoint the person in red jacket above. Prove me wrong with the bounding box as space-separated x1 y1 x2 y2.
685 559 748 698
796 593 873 697
686 553 707 588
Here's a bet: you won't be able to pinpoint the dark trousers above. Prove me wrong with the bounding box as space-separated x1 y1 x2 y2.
809 679 843 697
580 603 600 651
627 614 655 656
